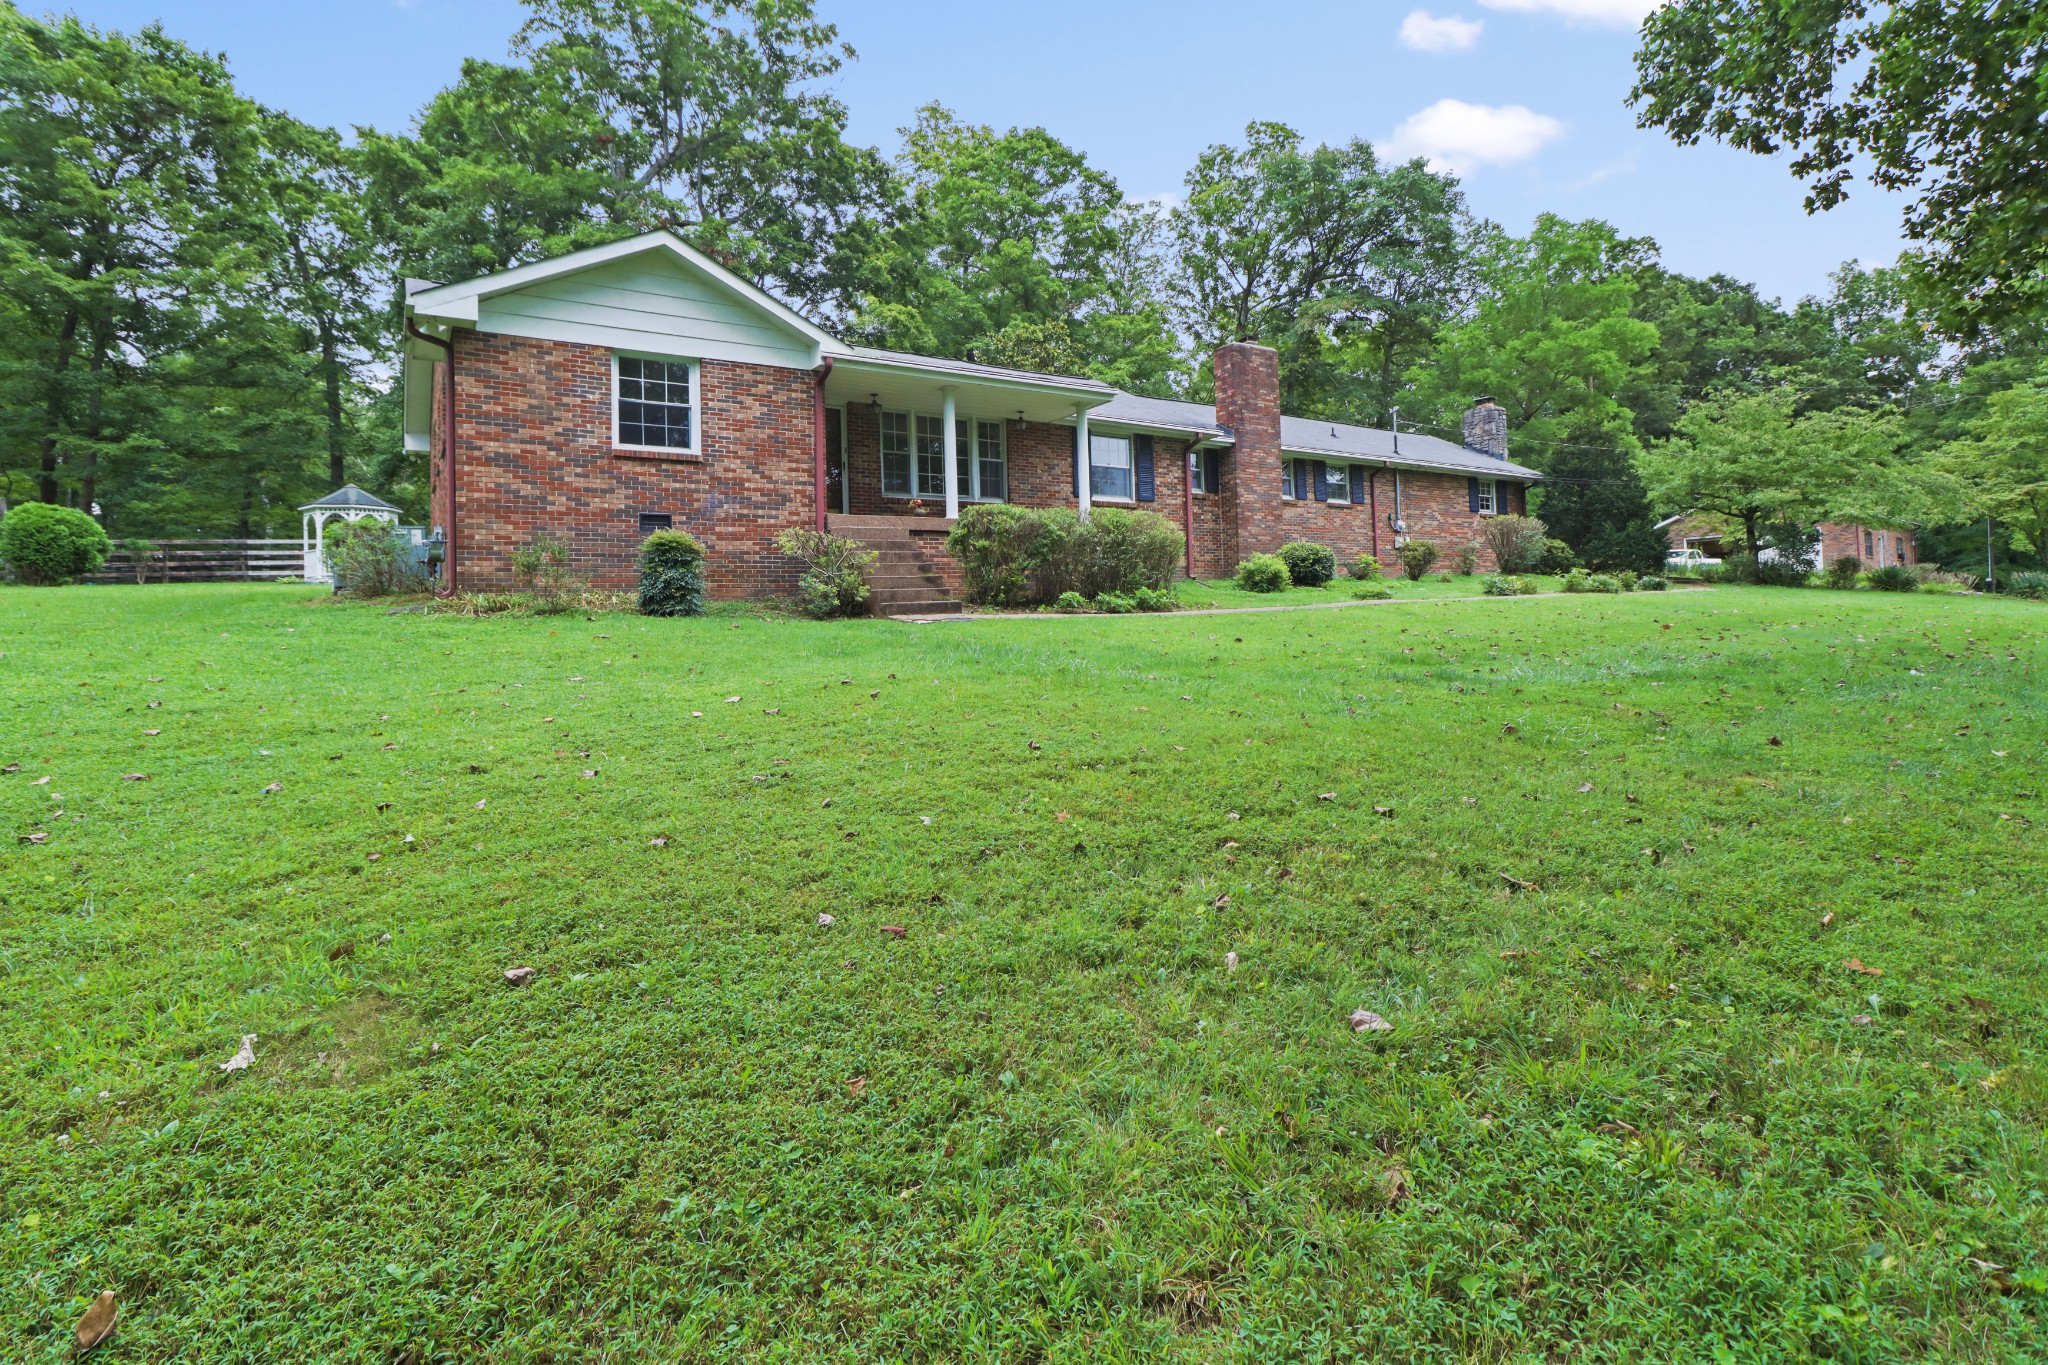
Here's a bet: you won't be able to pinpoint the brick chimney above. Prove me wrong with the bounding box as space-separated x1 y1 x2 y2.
1462 395 1508 460
1214 342 1280 563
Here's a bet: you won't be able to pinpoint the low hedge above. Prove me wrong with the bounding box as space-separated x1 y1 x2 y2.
947 504 1183 607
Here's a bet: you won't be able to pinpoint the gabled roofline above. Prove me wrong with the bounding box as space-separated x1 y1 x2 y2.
404 230 850 356
1280 441 1544 481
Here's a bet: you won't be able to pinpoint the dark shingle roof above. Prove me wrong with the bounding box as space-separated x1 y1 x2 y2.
1089 395 1541 480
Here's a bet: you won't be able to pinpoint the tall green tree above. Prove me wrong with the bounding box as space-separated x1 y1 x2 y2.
1532 419 1667 572
0 6 269 519
1941 381 2048 570
851 104 1177 394
1631 0 2048 337
1403 215 1659 462
1166 122 1472 423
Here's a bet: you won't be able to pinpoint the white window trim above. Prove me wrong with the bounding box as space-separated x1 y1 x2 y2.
612 352 702 456
1324 462 1351 505
1088 432 1136 503
1475 477 1497 516
879 408 1008 502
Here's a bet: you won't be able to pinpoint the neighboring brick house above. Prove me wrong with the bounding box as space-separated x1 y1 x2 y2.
1658 515 1917 569
401 231 1541 603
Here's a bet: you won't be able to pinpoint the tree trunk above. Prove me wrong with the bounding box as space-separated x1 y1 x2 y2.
81 329 105 519
321 314 345 487
37 311 79 504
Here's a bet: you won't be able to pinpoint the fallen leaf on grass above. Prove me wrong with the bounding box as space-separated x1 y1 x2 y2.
1963 994 1995 1013
1500 723 1518 736
75 1290 117 1352
1 762 16 772
1318 792 1336 802
1499 873 1537 892
725 696 741 704
142 728 160 736
1373 806 1394 818
816 913 835 927
1027 741 1041 751
1054 810 1070 822
503 966 536 986
20 831 48 844
1850 1014 1873 1026
217 1034 257 1073
1498 949 1529 960
122 773 148 782
581 770 598 779
1821 911 1834 928
1578 782 1594 794
1844 959 1884 977
1225 951 1239 971
848 1076 867 1099
1767 736 1783 747
366 853 382 862
32 775 51 786
1211 894 1230 909
879 925 907 938
1350 1009 1394 1033
260 782 282 795
327 941 355 962
649 835 669 847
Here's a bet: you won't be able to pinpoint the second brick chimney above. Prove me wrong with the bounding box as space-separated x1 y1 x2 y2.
1462 395 1508 460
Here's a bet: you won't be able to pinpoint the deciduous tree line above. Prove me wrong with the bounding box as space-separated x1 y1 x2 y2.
2 0 2043 571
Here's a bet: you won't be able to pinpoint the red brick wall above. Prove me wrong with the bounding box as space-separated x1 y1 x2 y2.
442 332 817 598
1212 459 1528 576
1820 521 1916 568
1215 344 1280 567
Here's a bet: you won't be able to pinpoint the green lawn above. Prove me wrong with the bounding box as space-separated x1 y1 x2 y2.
3 583 2044 1361
1175 573 1566 611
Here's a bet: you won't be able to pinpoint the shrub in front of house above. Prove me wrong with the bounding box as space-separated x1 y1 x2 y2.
1536 538 1578 575
1636 574 1669 591
1866 564 1918 592
1451 544 1480 576
1277 541 1337 588
326 521 427 598
1130 586 1174 612
1085 507 1184 596
1235 553 1291 593
1613 569 1638 592
0 502 111 585
1824 555 1863 589
1054 590 1088 612
637 528 706 617
1482 514 1548 575
513 531 584 614
1751 556 1814 587
947 504 1047 607
953 505 1182 605
1397 539 1440 581
1094 591 1136 614
775 528 877 619
1482 574 1533 596
1348 552 1383 581
1353 581 1392 600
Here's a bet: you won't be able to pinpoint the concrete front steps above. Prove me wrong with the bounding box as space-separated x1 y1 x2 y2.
828 513 963 616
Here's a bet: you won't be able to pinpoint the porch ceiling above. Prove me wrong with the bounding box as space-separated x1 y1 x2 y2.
825 360 1107 425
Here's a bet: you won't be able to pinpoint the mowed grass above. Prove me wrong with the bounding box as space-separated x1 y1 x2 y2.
2 583 2044 1363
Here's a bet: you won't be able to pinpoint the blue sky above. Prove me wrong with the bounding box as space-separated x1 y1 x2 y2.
74 0 1908 306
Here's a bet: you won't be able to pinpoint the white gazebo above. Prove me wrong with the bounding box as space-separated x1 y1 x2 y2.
299 484 403 583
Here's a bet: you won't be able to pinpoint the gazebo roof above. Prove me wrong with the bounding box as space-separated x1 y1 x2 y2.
299 484 400 513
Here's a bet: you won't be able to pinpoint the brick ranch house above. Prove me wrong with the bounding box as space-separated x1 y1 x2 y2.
401 231 1541 608
1657 515 1918 569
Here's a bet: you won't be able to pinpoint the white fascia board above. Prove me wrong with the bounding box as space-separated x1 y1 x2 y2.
834 355 1112 404
404 230 847 355
1282 445 1544 481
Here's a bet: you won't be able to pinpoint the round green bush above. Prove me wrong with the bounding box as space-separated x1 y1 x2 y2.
1276 541 1337 588
1636 574 1669 591
1867 564 1918 593
1397 539 1440 581
636 529 706 617
1348 553 1383 581
1352 581 1392 600
1234 553 1291 593
0 502 111 585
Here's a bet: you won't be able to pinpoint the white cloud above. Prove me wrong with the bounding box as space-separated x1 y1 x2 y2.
1478 0 1657 26
1399 10 1484 51
1386 99 1566 173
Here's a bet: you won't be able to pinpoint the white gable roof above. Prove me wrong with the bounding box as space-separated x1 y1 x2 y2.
406 230 847 372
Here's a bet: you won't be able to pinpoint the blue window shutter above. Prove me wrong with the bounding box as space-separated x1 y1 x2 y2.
1349 465 1366 506
1312 460 1328 502
1204 449 1221 493
1134 434 1155 501
1467 477 1480 512
1291 458 1306 498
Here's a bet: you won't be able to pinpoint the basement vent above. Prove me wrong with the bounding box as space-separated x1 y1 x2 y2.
638 512 673 535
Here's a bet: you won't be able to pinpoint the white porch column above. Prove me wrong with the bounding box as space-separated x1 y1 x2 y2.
941 384 960 520
1075 402 1092 522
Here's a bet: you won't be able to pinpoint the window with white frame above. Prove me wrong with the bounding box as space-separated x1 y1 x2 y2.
1089 433 1133 500
614 355 699 453
1281 459 1296 499
881 410 1008 501
958 418 1006 502
1475 477 1497 514
1324 462 1350 504
880 410 913 495
1191 447 1219 494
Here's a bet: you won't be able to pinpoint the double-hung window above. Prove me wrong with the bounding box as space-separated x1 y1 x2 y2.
957 418 1007 502
1324 463 1351 504
914 414 947 497
1191 448 1220 494
1089 434 1134 500
880 410 913 495
614 355 699 454
1475 478 1497 515
1281 460 1297 499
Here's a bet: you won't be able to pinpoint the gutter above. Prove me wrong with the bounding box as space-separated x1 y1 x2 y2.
1368 464 1384 560
813 356 834 531
1183 441 1202 579
406 321 456 596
